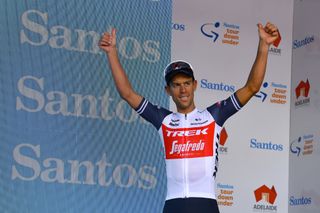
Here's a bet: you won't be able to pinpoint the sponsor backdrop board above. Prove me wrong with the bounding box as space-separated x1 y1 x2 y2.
1 0 320 213
0 0 171 213
289 0 320 212
172 0 293 213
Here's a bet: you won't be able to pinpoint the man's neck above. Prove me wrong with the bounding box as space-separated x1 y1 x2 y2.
177 105 196 114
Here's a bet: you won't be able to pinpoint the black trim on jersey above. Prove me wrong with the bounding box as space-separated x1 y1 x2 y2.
135 98 172 130
213 133 220 178
206 93 242 127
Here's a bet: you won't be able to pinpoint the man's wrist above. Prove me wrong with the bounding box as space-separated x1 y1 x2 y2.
106 47 118 56
258 39 270 52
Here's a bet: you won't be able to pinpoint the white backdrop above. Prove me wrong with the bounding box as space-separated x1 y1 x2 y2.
289 0 320 212
1 0 319 212
171 0 304 212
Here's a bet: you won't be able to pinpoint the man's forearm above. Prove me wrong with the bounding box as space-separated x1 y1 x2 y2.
99 28 142 108
245 40 269 94
106 49 134 99
105 49 142 108
235 40 270 105
235 22 279 106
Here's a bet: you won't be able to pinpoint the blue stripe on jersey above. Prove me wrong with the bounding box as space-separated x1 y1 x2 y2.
135 98 172 130
206 93 242 127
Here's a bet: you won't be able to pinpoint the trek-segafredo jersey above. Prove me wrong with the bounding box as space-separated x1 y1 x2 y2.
135 93 242 200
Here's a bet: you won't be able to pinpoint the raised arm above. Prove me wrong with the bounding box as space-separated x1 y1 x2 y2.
236 22 280 106
99 28 143 109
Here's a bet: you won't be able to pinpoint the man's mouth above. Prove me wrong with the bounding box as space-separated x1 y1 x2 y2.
179 95 189 101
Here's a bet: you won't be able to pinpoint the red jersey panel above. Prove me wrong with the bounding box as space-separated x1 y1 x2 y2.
162 123 215 159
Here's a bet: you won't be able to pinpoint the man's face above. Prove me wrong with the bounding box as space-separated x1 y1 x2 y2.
165 73 197 114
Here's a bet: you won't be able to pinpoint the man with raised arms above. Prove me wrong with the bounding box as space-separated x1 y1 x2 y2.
99 22 279 213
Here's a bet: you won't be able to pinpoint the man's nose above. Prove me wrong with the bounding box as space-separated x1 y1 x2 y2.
180 85 186 92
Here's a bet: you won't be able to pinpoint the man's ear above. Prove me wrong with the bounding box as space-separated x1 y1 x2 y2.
193 80 198 91
165 85 171 96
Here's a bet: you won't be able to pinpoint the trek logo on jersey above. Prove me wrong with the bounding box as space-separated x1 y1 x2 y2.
162 123 214 159
165 128 208 137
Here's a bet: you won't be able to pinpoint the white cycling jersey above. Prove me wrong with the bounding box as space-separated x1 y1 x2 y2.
135 93 242 200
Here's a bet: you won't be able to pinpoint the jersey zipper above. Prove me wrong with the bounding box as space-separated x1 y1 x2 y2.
184 113 189 197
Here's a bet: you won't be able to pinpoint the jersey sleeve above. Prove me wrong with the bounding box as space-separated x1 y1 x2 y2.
206 93 243 127
135 98 172 130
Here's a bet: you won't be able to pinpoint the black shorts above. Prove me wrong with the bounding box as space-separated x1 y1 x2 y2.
163 197 220 213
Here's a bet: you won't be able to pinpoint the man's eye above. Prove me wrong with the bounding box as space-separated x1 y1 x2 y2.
172 84 179 88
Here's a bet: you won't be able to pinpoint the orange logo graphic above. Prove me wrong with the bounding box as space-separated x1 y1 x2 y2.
220 127 228 146
254 185 277 204
295 79 310 98
273 30 282 48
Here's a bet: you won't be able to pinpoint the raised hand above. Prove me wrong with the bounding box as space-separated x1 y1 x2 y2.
257 22 280 46
99 28 117 53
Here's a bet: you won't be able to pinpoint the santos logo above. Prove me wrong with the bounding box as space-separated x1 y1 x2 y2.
172 23 185 31
20 9 160 63
16 75 147 123
293 35 314 49
289 196 312 206
200 79 235 93
250 138 283 151
11 143 157 189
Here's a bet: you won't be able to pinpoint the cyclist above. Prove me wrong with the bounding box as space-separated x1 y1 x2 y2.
99 22 279 213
